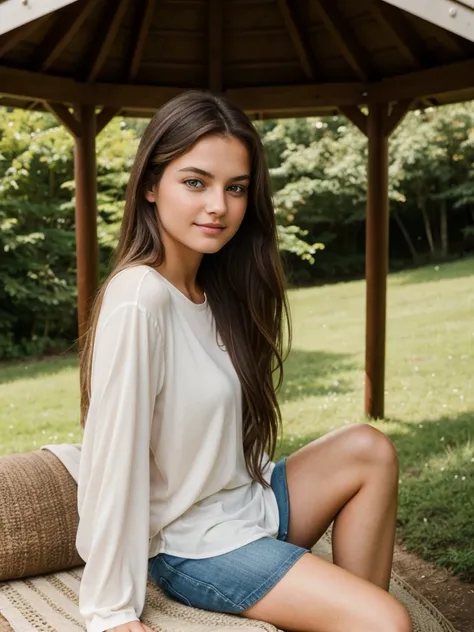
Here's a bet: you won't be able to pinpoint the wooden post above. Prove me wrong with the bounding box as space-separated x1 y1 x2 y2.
341 100 412 419
74 104 98 346
46 103 119 347
365 102 389 418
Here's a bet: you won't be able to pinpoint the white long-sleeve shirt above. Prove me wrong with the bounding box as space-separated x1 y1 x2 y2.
42 265 279 632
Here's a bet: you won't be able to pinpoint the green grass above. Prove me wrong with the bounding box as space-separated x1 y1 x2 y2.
1 258 473 580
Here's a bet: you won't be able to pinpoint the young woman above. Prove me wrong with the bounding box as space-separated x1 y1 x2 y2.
76 90 412 632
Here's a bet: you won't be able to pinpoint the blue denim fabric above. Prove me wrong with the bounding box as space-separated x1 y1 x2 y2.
148 458 309 613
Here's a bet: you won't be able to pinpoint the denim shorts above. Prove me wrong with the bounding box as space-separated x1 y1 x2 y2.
147 457 309 614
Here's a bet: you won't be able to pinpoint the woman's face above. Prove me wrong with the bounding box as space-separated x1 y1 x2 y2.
146 134 251 260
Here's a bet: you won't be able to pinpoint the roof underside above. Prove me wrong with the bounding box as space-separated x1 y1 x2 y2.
1 0 474 118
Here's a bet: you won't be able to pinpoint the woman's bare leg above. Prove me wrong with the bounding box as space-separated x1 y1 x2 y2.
243 553 410 632
241 423 410 632
285 422 399 589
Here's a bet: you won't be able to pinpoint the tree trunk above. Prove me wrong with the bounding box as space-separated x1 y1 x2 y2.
440 199 449 257
393 209 418 263
419 196 435 255
49 168 54 198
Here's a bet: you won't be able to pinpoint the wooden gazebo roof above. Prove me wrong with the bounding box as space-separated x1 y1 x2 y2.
1 0 474 119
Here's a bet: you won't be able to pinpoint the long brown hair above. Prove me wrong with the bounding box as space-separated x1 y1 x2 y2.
80 90 291 487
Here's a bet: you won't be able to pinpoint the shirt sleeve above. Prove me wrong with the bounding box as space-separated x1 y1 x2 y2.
76 304 164 632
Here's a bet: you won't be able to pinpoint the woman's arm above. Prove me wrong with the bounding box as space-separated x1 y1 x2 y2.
76 303 164 632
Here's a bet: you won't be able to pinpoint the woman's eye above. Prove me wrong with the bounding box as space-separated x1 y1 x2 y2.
228 184 247 194
184 179 204 189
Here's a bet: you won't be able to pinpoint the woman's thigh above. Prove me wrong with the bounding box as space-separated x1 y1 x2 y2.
241 424 407 632
284 423 398 548
242 551 411 632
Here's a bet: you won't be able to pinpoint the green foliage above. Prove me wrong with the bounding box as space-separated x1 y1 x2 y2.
260 104 474 282
0 109 139 359
0 110 76 358
2 103 474 359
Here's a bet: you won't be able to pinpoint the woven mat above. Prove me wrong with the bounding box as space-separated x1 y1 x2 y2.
0 530 457 632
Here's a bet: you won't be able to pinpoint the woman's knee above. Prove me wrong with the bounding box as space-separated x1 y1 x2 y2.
386 602 413 632
342 423 399 470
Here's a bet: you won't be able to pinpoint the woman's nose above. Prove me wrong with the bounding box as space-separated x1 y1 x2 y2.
206 189 227 216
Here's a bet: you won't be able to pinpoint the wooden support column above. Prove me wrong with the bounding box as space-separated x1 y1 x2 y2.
74 104 98 346
46 102 119 347
366 102 389 419
340 99 412 418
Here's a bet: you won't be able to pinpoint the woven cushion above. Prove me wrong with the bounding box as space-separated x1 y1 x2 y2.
0 450 84 580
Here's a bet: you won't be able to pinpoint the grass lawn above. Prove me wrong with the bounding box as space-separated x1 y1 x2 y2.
1 258 473 580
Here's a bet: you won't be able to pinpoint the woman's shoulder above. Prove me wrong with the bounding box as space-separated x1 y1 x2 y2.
101 265 172 321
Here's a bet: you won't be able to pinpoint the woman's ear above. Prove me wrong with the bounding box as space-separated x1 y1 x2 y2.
145 188 155 203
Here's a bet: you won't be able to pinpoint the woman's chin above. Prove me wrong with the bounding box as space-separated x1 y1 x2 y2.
189 237 228 254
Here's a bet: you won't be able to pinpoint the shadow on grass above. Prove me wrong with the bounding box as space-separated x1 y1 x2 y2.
275 410 474 581
394 257 474 286
279 348 357 403
0 352 78 385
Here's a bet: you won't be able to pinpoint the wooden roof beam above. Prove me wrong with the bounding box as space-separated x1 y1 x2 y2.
370 1 427 70
209 0 223 92
34 0 97 72
46 102 120 136
0 16 47 58
384 99 413 136
276 0 318 81
86 0 130 83
422 22 473 58
314 0 371 82
45 102 82 137
367 58 474 102
3 58 474 112
339 106 367 135
127 0 155 81
0 66 363 110
383 0 474 47
96 106 120 134
227 82 364 112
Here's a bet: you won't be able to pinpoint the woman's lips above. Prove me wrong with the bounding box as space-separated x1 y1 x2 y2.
195 224 225 235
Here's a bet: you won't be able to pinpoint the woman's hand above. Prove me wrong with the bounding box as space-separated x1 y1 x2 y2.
107 622 155 632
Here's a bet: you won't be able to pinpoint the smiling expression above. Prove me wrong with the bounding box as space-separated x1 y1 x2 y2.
146 134 251 260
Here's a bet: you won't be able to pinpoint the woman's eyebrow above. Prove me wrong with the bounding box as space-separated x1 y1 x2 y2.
178 167 251 181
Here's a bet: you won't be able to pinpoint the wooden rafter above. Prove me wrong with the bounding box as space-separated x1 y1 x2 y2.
0 65 183 107
86 0 130 82
3 56 474 113
385 99 413 136
45 101 82 137
0 16 47 58
367 58 474 102
276 0 318 81
34 0 96 72
209 0 223 92
313 0 370 81
423 21 473 58
228 82 364 112
339 106 367 136
127 0 155 81
96 106 120 134
370 1 426 70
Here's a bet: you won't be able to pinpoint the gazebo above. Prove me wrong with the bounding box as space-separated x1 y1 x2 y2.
1 0 473 418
